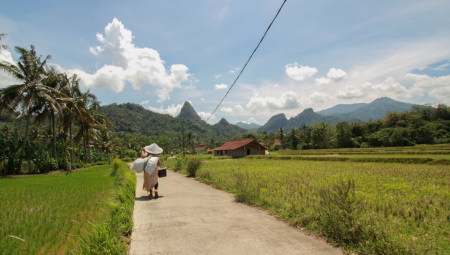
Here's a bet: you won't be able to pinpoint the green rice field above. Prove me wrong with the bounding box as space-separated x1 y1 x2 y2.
171 144 450 254
0 166 117 254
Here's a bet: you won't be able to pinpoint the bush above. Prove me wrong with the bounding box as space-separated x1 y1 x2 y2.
174 157 186 172
186 158 202 177
317 179 362 245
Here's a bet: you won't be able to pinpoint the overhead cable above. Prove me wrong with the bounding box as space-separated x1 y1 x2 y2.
205 0 287 123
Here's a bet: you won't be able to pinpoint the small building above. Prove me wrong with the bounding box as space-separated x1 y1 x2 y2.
195 143 207 153
213 138 267 157
273 139 283 150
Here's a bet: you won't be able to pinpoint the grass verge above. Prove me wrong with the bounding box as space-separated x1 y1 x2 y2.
74 159 136 254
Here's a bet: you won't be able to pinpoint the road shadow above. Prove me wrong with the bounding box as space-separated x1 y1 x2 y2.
135 195 165 201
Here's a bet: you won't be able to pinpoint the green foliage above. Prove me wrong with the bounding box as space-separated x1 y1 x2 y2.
186 158 202 177
75 159 136 254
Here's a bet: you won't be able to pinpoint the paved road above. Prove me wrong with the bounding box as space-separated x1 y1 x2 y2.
129 169 343 255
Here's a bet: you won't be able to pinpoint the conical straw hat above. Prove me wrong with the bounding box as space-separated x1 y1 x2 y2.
144 143 163 154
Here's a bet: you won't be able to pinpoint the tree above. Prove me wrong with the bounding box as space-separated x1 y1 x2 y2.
311 121 336 149
0 45 53 173
336 122 354 148
279 127 284 149
33 67 66 166
288 128 298 150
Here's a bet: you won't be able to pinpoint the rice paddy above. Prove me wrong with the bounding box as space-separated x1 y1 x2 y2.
0 166 116 254
171 144 450 254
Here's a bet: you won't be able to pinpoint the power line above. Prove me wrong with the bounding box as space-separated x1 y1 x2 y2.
205 0 287 123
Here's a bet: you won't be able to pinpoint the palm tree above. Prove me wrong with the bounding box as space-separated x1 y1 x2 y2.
0 45 52 173
60 74 85 170
33 68 66 167
73 90 102 163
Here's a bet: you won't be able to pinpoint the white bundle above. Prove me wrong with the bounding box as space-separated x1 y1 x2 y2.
131 157 159 174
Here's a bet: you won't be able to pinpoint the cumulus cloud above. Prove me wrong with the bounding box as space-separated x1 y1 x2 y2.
148 103 184 116
310 92 331 104
215 83 228 90
248 117 258 124
140 100 150 105
336 77 413 101
0 49 19 88
246 91 301 113
327 68 347 81
315 77 331 86
67 18 190 102
285 63 318 81
220 106 234 113
315 68 347 86
405 73 450 103
198 112 215 122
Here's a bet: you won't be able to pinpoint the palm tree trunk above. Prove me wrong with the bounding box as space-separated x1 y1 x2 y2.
18 112 32 174
52 112 58 167
69 120 73 172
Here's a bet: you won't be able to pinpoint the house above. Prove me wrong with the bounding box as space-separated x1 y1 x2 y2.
213 138 267 157
195 143 207 153
273 139 283 150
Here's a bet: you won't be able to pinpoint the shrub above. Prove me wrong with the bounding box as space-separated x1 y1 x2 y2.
186 158 202 177
317 179 362 245
174 157 186 172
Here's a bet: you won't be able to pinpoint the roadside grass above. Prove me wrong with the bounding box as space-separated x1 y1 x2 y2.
167 146 450 254
0 159 135 255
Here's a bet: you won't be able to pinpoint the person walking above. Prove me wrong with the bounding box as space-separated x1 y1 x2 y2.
141 143 163 198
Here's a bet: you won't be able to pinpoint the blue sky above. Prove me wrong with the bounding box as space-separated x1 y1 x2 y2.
1 0 450 124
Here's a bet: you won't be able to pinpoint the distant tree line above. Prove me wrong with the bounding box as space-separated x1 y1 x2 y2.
232 104 450 150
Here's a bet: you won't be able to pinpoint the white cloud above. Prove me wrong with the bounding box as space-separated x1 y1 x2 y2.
350 38 450 82
67 18 190 102
314 68 347 86
246 91 301 113
327 68 347 81
248 117 258 124
140 100 150 105
434 63 449 71
285 63 318 81
148 103 184 116
220 106 234 113
0 49 19 88
336 85 365 99
235 105 243 111
215 83 228 90
310 92 331 104
215 74 222 79
405 73 450 103
315 77 331 86
229 67 240 74
198 112 215 123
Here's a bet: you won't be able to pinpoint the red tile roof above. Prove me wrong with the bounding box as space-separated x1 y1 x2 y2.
214 138 266 151
195 144 207 151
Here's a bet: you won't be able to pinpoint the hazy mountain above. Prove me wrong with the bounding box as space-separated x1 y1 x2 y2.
178 101 202 122
258 109 342 133
258 113 288 133
287 108 343 128
317 103 366 116
318 97 416 121
235 121 262 130
257 97 417 132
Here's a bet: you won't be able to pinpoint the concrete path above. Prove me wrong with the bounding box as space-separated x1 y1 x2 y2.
129 169 342 255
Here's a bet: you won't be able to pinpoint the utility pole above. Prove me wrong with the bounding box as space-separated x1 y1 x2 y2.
182 124 185 158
